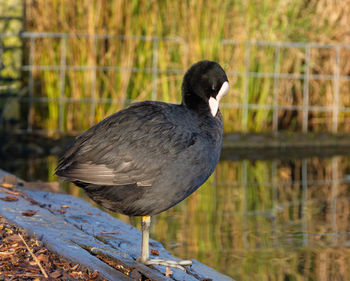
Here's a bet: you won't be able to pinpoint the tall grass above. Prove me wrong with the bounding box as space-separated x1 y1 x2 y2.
24 0 350 134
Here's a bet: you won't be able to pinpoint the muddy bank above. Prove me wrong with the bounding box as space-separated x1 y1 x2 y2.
222 132 350 160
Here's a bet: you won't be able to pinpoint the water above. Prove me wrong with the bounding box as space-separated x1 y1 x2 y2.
2 153 350 280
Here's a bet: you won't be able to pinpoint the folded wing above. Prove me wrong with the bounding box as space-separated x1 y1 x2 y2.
55 102 197 187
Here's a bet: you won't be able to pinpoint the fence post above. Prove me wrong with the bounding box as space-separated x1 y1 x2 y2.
151 37 159 101
242 42 250 132
302 45 310 133
332 46 340 133
27 36 35 133
59 35 67 133
90 35 97 127
273 45 281 133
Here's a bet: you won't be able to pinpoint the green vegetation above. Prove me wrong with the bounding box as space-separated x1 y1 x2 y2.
0 0 23 126
23 0 350 134
0 0 22 81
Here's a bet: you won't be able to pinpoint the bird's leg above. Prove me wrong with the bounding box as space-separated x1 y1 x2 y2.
136 216 151 263
136 216 192 271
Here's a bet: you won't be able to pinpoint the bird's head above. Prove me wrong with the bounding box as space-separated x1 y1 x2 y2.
181 60 229 117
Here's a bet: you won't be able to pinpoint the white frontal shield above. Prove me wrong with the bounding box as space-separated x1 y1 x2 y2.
209 81 229 117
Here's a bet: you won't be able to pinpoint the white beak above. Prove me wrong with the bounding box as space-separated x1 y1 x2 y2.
209 81 229 117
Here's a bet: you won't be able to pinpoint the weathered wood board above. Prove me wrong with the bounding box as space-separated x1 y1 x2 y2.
0 169 233 281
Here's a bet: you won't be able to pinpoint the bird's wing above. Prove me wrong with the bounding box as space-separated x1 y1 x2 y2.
55 102 197 186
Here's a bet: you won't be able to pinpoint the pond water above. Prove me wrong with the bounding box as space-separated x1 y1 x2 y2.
3 151 350 281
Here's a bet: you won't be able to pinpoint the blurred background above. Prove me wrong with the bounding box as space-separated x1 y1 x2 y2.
1 1 350 280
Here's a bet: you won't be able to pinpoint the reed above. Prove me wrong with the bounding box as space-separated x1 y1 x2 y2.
23 0 349 134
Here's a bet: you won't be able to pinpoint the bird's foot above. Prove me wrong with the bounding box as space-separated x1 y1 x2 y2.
137 257 192 271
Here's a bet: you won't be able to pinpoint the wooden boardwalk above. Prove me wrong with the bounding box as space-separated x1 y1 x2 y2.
0 169 233 281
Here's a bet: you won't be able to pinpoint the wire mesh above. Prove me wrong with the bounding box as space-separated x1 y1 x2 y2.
1 32 350 134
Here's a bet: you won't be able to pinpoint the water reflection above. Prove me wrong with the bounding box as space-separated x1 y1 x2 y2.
3 154 350 280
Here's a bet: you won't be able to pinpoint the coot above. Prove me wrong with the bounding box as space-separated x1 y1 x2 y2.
55 60 229 269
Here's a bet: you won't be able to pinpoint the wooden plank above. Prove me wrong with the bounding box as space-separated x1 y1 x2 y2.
0 169 233 281
0 191 133 280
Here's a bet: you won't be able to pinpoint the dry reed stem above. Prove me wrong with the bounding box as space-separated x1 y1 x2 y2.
24 0 350 133
0 187 24 196
18 233 49 278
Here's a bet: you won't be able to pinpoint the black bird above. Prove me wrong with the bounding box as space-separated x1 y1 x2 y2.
55 60 229 269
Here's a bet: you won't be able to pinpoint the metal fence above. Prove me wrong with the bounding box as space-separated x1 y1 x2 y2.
1 31 350 134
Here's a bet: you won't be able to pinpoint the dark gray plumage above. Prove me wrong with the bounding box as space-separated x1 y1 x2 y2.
55 60 229 217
